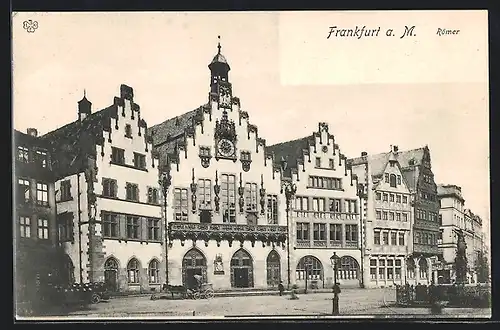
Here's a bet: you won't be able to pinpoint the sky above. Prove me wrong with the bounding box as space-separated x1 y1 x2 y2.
12 11 490 245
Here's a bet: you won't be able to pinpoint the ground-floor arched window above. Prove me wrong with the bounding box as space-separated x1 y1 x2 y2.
127 258 140 284
148 259 160 284
104 257 119 291
407 258 415 279
182 249 207 289
296 256 323 281
338 256 359 280
231 249 254 288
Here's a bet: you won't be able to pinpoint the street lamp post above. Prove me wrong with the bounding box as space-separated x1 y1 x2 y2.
357 183 367 289
330 252 341 315
304 257 311 294
159 164 172 286
280 158 297 290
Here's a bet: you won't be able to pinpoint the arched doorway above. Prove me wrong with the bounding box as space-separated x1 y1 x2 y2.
104 257 119 292
182 249 207 290
266 250 281 287
296 256 324 288
61 254 75 285
231 249 253 288
338 256 360 280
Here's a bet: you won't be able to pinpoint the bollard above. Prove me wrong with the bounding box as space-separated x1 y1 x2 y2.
193 311 195 316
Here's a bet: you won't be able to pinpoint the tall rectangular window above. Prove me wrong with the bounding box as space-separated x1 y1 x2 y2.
395 260 402 279
126 216 140 239
102 213 118 238
126 183 139 201
37 218 49 239
376 210 382 220
102 178 117 198
329 159 335 169
391 232 397 245
295 196 309 211
296 222 310 240
376 192 382 200
221 174 236 222
19 216 31 238
111 147 125 164
60 180 72 201
312 197 325 212
18 146 29 163
383 232 389 245
387 260 394 280
36 182 49 206
147 187 159 204
397 175 402 185
345 225 358 242
125 124 132 138
396 213 401 221
382 211 388 220
245 183 258 212
174 188 189 222
313 223 326 240
18 178 31 203
133 152 146 169
315 157 321 168
267 194 278 224
58 213 74 242
399 232 405 245
378 260 385 279
329 199 341 212
389 212 395 221
147 218 160 241
330 224 342 242
370 259 377 280
383 193 388 202
403 195 408 204
35 150 48 168
396 194 401 203
402 213 408 222
374 231 381 245
198 179 212 208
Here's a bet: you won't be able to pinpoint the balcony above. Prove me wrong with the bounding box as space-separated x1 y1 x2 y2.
292 210 359 221
168 222 287 246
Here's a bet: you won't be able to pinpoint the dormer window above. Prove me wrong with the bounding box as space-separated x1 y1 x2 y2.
125 124 132 138
389 174 397 188
18 146 29 163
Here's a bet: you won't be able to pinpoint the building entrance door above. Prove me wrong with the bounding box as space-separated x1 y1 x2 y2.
266 250 281 287
104 257 119 292
233 268 249 288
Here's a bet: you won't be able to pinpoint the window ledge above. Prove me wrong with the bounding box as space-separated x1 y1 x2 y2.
103 237 162 244
110 161 148 172
306 186 344 191
59 197 74 203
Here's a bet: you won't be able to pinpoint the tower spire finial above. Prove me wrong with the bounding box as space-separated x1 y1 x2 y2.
83 89 86 98
217 35 221 54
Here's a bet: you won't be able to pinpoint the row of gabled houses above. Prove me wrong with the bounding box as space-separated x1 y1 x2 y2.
14 42 486 309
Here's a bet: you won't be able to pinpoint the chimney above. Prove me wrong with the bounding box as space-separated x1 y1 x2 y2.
361 151 368 157
26 128 38 137
393 145 399 152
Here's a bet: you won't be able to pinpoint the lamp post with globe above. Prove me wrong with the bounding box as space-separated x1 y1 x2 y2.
330 252 341 315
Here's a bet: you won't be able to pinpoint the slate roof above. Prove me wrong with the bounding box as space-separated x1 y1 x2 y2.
40 105 117 179
14 129 51 149
437 183 464 202
149 108 200 147
266 136 315 177
348 147 430 192
349 147 426 178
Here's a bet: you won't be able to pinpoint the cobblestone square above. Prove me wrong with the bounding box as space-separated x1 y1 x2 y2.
45 288 491 319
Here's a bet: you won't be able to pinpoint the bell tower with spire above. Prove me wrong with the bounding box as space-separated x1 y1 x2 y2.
208 36 231 96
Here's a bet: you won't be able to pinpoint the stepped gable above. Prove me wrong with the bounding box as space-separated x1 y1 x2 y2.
41 105 117 179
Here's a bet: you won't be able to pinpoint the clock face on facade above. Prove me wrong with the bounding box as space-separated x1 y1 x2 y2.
217 139 235 157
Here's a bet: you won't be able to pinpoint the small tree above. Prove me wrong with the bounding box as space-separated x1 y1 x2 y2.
475 248 490 283
453 230 468 284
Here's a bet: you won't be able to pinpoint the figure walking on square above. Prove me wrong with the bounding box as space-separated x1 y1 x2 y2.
278 281 284 296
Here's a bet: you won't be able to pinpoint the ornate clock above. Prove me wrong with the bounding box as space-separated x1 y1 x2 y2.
217 139 235 158
219 84 232 108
